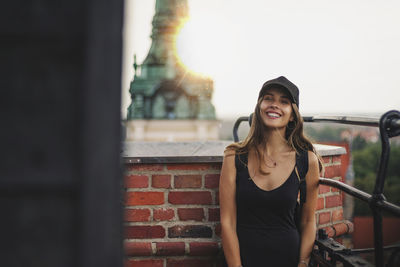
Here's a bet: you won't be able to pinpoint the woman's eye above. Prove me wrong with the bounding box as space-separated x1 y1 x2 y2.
281 99 290 105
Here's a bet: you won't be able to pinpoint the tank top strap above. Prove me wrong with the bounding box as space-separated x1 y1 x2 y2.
295 149 309 179
296 149 309 204
235 151 248 173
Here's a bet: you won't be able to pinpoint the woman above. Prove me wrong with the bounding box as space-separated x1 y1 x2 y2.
219 76 322 267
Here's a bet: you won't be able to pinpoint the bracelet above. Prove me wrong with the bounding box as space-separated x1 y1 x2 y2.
299 260 308 266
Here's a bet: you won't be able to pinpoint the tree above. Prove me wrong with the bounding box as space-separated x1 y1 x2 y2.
352 135 367 151
353 142 400 216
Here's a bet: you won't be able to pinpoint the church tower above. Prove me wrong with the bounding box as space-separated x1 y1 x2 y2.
126 0 219 141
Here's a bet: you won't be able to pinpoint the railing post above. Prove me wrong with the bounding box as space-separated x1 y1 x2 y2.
232 115 252 142
371 207 383 267
372 110 400 267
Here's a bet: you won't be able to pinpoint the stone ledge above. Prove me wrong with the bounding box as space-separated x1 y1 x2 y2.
123 141 346 164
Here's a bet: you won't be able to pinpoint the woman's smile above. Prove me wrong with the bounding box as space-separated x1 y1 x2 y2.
265 111 282 119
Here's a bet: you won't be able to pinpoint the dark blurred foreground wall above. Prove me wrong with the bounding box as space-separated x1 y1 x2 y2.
0 1 124 266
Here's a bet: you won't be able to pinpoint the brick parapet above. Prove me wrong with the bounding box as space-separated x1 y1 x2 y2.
123 144 349 266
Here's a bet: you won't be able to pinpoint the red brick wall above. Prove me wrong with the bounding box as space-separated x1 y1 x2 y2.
123 155 347 267
318 155 352 239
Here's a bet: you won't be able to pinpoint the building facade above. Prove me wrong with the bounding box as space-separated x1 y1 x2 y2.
126 0 219 141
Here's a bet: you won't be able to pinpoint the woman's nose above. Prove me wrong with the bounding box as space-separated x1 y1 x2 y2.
270 102 279 108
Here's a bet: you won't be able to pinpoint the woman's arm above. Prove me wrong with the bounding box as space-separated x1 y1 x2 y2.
219 149 242 267
298 151 320 266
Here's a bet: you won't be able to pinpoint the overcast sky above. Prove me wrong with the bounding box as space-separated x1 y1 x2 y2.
122 0 400 119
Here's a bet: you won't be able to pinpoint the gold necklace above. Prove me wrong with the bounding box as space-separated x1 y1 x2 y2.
263 154 277 168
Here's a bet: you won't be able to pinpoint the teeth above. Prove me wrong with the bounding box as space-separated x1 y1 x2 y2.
267 112 281 118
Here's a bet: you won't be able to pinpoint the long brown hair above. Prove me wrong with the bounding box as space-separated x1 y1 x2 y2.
226 94 323 173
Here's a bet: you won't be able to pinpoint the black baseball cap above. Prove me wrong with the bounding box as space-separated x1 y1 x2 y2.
258 76 299 106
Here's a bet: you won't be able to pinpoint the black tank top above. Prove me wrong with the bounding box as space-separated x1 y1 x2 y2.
235 150 308 267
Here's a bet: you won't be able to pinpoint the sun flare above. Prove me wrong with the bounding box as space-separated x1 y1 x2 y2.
176 14 225 78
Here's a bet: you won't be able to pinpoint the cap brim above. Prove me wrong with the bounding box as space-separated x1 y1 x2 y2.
259 83 296 104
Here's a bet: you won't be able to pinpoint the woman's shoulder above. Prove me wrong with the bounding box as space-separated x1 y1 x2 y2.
224 142 247 157
221 147 238 175
224 144 250 168
224 146 236 155
306 150 321 181
297 147 318 163
306 150 318 164
297 149 319 171
223 147 237 168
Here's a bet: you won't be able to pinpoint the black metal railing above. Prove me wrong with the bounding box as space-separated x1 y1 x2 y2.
232 110 400 267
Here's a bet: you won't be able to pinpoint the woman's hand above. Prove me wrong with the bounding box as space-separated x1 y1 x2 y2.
297 258 309 267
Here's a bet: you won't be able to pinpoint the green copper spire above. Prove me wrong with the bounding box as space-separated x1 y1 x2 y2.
127 0 216 120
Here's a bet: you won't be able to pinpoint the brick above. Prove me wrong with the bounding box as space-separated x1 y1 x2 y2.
124 208 150 222
322 156 331 164
126 192 164 205
332 209 343 222
124 242 152 256
318 212 331 225
211 163 222 169
326 195 342 208
320 222 352 239
153 208 175 221
177 208 204 221
156 242 185 256
324 165 341 178
318 184 330 194
125 225 165 239
331 186 340 192
152 174 171 188
125 174 148 188
167 163 217 171
208 208 220 221
167 259 214 267
332 156 341 163
215 223 221 237
168 225 212 238
174 175 202 188
317 197 324 210
347 221 354 233
333 222 349 236
126 164 164 171
125 259 163 267
189 242 219 256
169 191 212 204
205 174 220 188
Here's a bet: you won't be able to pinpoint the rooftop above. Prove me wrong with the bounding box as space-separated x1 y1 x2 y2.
122 141 346 164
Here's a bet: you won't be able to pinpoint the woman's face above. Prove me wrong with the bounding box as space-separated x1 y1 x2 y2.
259 87 294 129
